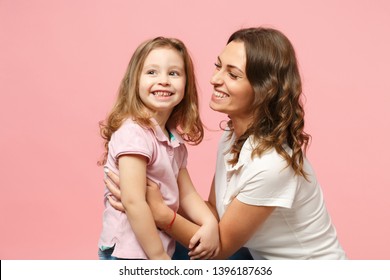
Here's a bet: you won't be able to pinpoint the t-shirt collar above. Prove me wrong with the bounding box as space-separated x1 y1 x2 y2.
223 132 254 171
150 118 184 148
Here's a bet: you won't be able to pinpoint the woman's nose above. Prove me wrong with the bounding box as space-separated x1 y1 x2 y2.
210 70 222 85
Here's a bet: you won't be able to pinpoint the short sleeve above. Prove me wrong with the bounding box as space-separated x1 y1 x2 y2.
236 151 298 209
109 121 153 164
177 144 188 169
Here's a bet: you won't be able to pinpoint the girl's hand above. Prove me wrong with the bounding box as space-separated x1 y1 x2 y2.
103 168 125 212
188 219 220 260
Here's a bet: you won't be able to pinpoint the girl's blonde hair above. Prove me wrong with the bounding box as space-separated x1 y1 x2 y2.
226 27 311 179
98 37 203 165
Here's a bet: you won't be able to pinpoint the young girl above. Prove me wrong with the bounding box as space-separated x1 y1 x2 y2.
97 37 219 260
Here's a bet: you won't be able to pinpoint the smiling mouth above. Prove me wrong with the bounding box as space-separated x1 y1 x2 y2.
152 91 173 97
213 90 229 98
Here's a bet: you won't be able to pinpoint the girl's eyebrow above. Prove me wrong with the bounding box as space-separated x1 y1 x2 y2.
217 56 245 75
143 64 159 68
143 64 184 70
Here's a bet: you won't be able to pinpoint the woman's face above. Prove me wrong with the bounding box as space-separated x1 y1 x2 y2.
209 41 255 120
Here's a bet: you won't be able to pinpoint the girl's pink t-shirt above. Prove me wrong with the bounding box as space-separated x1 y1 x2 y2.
98 118 187 259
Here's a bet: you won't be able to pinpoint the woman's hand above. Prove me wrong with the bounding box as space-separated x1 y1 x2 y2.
104 168 125 212
188 219 220 260
145 180 174 229
104 168 172 227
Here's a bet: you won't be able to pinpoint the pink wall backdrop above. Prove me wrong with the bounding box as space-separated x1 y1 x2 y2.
1 0 389 259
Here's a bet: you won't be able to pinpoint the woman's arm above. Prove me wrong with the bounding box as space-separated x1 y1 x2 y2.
105 168 199 247
205 177 219 219
105 168 274 259
118 155 170 260
200 193 275 259
146 177 274 259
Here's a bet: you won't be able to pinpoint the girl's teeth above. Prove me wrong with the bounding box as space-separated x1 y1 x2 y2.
154 91 172 96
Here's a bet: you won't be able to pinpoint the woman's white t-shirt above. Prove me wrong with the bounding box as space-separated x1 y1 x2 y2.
214 131 347 259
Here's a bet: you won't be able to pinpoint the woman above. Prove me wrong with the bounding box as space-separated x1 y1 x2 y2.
105 27 347 260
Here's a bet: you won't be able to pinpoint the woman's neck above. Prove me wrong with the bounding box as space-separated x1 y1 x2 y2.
230 115 252 138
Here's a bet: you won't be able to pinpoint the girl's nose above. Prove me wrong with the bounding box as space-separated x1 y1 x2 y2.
158 74 170 86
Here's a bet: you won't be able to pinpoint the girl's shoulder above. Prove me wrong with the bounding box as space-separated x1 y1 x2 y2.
112 118 153 141
117 118 150 133
121 118 141 128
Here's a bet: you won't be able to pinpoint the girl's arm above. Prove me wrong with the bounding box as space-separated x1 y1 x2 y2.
177 168 216 225
118 155 170 260
176 168 219 259
144 182 199 247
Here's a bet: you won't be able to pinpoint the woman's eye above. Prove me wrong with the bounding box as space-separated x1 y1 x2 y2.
229 72 239 79
214 63 221 69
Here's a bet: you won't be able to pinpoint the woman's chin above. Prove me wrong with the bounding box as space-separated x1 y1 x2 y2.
209 98 228 113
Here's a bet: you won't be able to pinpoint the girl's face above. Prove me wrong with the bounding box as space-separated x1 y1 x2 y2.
209 41 255 120
139 47 186 119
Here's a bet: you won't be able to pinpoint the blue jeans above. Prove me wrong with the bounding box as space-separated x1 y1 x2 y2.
99 243 254 260
98 246 144 260
172 242 254 260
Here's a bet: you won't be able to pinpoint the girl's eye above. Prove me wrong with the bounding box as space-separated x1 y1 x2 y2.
169 71 180 76
147 70 156 75
214 63 221 69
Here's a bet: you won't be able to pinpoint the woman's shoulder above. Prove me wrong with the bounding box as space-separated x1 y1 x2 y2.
240 140 294 178
252 149 290 175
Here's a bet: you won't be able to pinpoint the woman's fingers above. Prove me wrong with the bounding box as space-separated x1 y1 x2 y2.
107 195 125 212
146 178 159 189
104 167 120 185
211 247 220 259
189 244 212 260
103 168 125 211
146 181 163 204
103 168 121 200
104 178 121 200
188 232 201 250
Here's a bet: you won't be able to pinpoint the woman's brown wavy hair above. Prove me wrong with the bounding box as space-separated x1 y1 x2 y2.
226 27 311 179
98 37 204 165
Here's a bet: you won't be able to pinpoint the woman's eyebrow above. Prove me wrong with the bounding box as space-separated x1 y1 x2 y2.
217 56 244 74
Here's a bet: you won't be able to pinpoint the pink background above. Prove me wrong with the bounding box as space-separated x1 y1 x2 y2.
1 0 389 260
